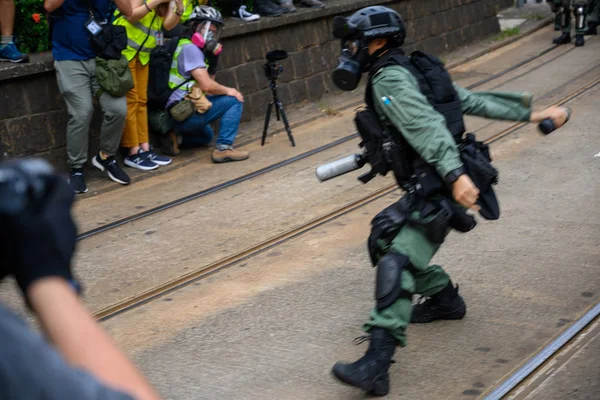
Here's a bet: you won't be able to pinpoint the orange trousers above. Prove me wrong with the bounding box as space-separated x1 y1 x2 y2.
121 56 149 148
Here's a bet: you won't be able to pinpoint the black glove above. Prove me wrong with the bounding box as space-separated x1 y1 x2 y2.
0 161 80 297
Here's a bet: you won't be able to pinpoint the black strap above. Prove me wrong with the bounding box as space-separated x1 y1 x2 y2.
84 0 96 19
133 3 158 60
174 78 193 91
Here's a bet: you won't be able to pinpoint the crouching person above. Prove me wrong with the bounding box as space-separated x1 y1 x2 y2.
165 6 248 163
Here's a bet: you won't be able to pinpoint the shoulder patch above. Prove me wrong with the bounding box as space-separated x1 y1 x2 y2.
380 95 394 105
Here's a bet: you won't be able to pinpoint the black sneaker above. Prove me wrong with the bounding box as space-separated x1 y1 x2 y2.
68 168 88 194
411 282 466 323
124 149 159 171
575 34 585 47
92 153 131 185
145 146 172 166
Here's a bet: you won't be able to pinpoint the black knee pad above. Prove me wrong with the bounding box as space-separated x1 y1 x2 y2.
375 251 412 310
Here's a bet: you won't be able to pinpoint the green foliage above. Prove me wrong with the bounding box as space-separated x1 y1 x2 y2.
493 27 520 41
14 0 50 53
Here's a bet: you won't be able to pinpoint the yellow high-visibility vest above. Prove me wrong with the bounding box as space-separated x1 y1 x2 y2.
113 2 164 65
168 38 210 92
181 0 209 23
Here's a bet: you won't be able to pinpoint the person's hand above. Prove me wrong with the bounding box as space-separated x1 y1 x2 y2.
173 0 184 13
530 106 570 129
228 88 244 103
0 161 79 298
452 174 480 211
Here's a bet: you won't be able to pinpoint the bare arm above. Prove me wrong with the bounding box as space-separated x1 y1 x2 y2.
28 278 162 400
162 0 184 31
44 0 65 13
192 67 244 102
125 0 170 24
114 0 133 17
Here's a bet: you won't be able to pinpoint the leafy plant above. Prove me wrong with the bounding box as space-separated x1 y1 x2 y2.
14 0 50 53
493 27 520 41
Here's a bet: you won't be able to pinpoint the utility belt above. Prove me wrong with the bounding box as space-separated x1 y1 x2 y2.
367 190 476 262
366 133 499 264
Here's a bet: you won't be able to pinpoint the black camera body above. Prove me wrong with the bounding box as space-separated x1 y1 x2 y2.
0 159 56 216
264 49 287 80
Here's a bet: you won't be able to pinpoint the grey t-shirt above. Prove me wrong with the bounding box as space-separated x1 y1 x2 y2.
166 43 207 108
0 303 135 399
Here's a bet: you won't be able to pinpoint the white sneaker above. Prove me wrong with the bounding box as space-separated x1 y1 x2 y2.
235 5 260 21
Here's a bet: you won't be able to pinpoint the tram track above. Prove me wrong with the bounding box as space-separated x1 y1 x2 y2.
77 42 564 242
483 301 600 400
93 73 600 323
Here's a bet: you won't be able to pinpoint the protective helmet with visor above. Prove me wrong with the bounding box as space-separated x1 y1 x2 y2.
188 6 224 55
331 6 406 91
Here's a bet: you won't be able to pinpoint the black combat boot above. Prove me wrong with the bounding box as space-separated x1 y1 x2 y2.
575 34 585 47
553 33 572 44
332 328 398 396
411 282 466 323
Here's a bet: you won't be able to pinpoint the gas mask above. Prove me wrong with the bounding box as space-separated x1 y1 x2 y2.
332 37 370 91
191 20 223 56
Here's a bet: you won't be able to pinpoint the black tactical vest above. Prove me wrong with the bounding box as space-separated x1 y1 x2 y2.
366 49 466 143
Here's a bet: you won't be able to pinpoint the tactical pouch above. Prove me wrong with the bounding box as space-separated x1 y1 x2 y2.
367 197 410 265
444 199 476 233
168 99 195 122
354 108 390 182
459 133 500 220
408 199 452 245
413 161 445 197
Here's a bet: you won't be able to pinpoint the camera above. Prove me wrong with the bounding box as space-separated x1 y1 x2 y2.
264 49 288 80
260 49 296 147
0 159 56 216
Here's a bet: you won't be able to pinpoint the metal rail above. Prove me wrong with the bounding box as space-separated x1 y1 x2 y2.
483 302 600 400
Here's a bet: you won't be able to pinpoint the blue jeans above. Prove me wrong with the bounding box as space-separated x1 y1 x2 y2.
171 95 243 149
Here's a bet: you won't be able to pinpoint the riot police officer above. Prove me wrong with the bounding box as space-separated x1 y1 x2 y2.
328 6 569 396
551 0 594 46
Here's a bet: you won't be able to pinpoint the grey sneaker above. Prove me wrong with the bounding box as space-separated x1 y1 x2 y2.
300 0 324 8
279 0 297 12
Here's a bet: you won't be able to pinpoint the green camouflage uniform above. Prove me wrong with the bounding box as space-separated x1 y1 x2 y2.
363 65 532 345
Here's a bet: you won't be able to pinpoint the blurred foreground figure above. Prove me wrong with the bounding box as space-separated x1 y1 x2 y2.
0 159 161 400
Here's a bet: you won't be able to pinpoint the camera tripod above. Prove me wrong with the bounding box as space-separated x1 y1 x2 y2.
261 79 295 147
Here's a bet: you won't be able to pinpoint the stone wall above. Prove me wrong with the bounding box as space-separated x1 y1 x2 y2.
0 0 512 168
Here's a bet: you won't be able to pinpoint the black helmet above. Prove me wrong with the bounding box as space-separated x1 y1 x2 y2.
333 6 405 45
331 6 406 91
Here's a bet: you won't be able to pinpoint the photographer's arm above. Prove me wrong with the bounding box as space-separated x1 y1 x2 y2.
192 67 244 102
28 277 162 400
